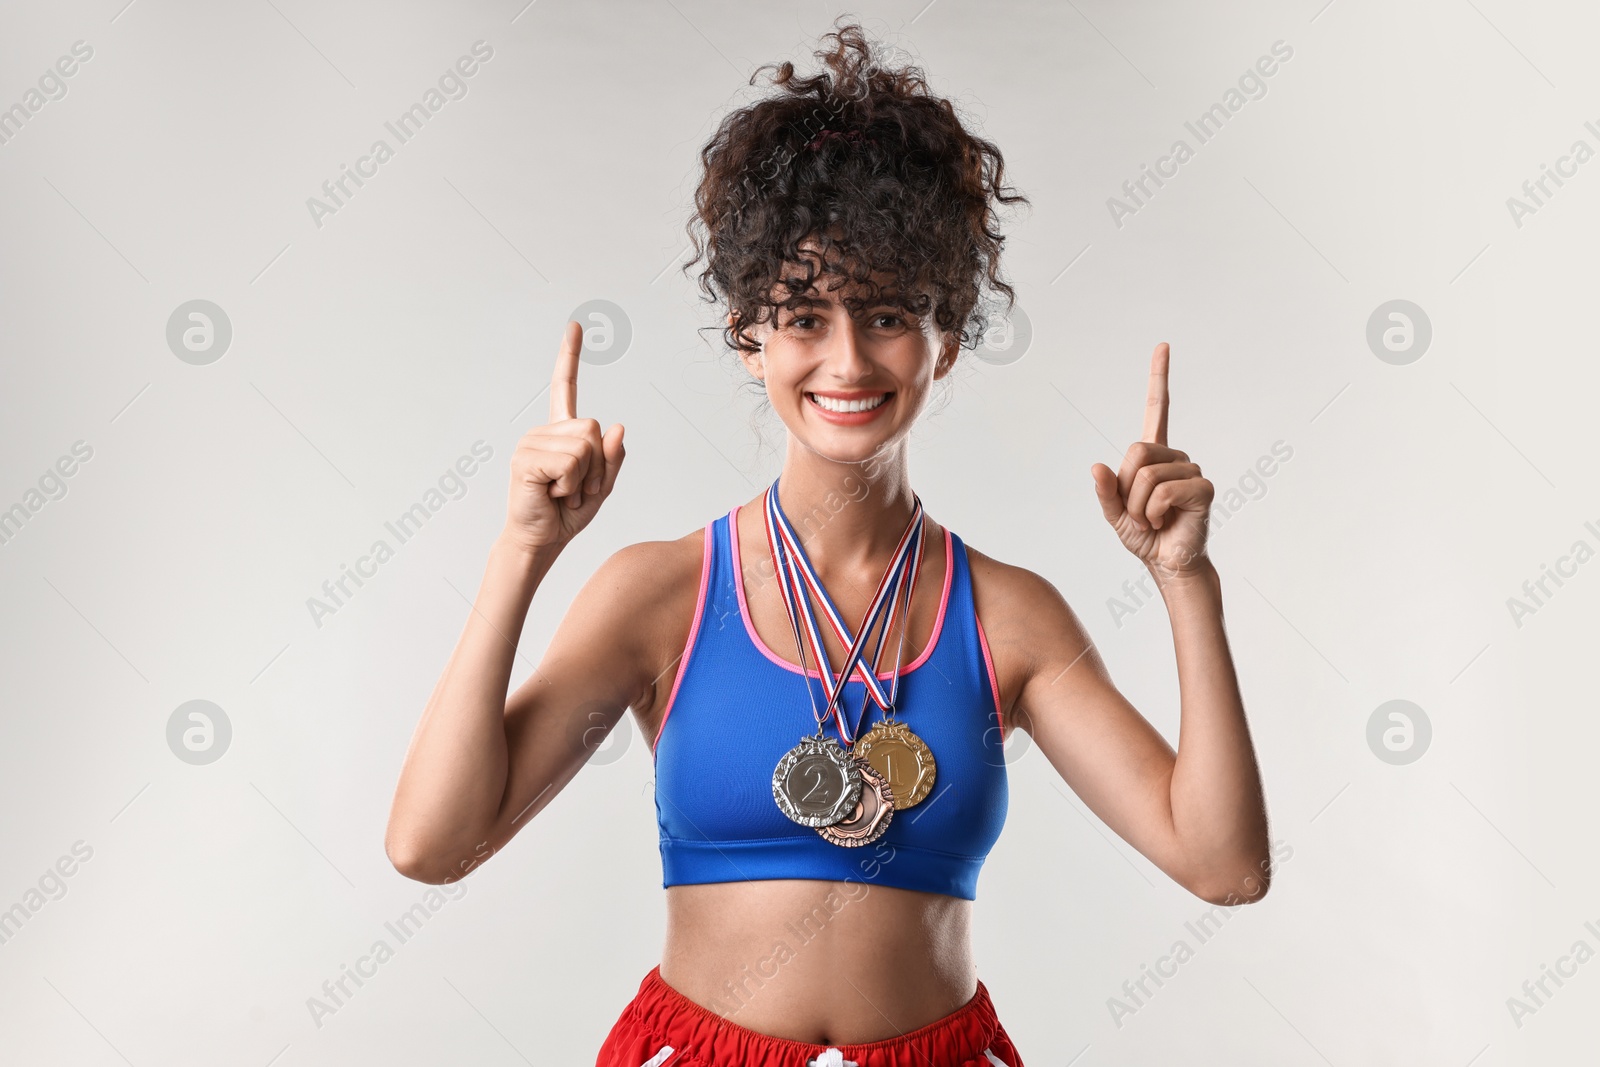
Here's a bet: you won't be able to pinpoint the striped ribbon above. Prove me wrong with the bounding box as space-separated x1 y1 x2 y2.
763 477 926 745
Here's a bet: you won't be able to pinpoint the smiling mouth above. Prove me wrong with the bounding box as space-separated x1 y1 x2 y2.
806 392 892 413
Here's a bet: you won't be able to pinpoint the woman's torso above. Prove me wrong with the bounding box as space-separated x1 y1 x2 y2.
633 500 1010 1043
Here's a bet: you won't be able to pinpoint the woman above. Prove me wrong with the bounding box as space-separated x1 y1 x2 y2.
385 21 1270 1067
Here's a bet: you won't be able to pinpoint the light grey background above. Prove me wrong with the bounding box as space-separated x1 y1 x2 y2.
1 0 1594 1063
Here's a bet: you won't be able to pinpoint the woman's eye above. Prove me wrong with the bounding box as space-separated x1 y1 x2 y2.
781 312 909 331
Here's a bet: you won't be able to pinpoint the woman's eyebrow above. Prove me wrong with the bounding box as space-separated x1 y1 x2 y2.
842 291 917 313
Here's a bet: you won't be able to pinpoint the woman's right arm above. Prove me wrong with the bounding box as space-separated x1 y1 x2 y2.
384 321 640 884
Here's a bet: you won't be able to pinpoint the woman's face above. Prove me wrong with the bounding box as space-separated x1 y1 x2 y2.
738 262 957 465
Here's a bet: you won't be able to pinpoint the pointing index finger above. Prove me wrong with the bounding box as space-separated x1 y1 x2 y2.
550 320 581 424
1141 342 1170 446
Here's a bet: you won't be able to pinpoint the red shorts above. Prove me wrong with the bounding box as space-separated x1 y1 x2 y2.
596 965 1025 1067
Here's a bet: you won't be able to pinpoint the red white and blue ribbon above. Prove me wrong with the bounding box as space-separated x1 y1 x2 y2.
763 478 926 746
765 483 919 744
765 480 920 712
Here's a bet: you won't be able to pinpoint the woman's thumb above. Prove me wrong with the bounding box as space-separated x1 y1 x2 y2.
603 423 626 477
1090 463 1123 524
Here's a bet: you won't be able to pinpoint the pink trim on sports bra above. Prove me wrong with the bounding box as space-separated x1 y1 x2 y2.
973 612 1006 743
728 503 954 680
651 523 715 755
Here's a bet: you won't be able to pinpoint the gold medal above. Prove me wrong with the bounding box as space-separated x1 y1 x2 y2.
816 756 894 847
854 718 936 810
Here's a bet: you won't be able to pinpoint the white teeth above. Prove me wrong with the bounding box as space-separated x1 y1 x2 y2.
810 393 888 413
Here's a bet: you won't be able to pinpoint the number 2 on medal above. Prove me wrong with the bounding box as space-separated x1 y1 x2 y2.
800 767 825 801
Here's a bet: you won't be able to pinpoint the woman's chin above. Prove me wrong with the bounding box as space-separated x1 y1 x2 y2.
788 425 900 465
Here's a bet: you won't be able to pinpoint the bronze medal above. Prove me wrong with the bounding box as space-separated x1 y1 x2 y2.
816 756 894 847
854 718 936 810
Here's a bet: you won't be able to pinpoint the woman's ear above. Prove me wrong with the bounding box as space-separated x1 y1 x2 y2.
732 312 766 381
738 348 765 381
933 332 959 380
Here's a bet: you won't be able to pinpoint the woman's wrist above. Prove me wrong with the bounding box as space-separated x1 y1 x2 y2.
494 525 563 567
1146 553 1219 599
490 527 564 597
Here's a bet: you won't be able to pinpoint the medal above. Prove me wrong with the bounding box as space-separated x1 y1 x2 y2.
842 507 937 812
772 732 862 827
816 756 895 846
763 478 930 845
854 717 937 811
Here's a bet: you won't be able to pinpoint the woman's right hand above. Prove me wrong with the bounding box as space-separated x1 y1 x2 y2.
502 320 626 552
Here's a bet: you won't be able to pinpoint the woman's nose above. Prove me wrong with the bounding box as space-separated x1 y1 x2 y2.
822 320 872 377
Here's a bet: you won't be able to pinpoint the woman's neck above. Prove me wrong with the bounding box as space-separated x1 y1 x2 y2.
768 438 918 574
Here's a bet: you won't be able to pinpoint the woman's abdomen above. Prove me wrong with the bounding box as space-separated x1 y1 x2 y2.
659 879 976 1045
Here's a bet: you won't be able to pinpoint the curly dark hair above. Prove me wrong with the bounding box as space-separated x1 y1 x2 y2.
682 18 1028 366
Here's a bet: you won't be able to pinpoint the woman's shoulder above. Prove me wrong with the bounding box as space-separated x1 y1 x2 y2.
961 538 1070 616
586 515 727 637
953 543 1094 668
595 520 712 597
591 520 718 725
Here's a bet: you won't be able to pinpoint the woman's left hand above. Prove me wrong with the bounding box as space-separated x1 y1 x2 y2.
1090 343 1214 577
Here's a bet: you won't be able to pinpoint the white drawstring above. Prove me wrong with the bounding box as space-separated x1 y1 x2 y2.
807 1049 860 1067
981 1048 1011 1066
639 1045 675 1067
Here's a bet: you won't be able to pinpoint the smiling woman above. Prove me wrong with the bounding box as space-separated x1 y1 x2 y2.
385 16 1270 1067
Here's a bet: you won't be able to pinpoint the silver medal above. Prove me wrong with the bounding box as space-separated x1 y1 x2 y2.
772 734 862 827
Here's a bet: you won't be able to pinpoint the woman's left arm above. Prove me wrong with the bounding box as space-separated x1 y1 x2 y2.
1135 554 1269 905
974 342 1269 905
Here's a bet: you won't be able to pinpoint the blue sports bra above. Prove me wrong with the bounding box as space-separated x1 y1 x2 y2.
652 505 1009 900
